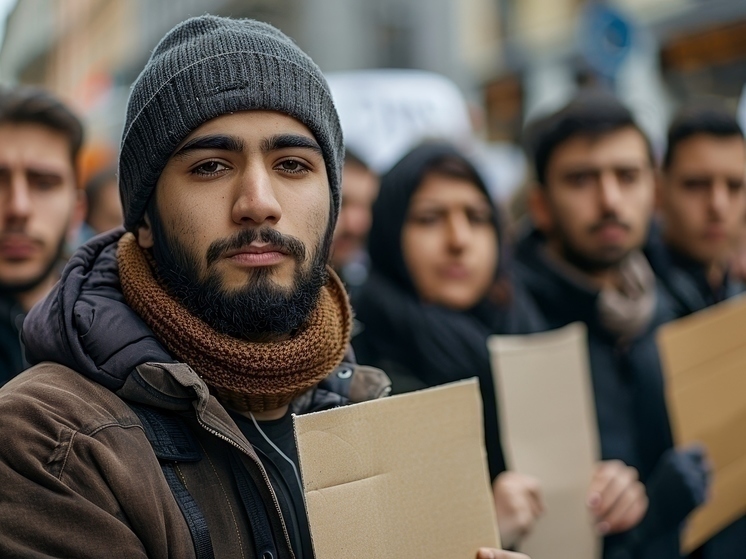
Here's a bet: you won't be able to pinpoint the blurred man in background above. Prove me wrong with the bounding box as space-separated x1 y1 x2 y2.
0 86 85 385
647 106 746 318
84 165 123 235
331 150 379 292
647 105 746 559
516 91 709 559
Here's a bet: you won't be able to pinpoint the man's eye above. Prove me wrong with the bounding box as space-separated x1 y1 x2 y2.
567 173 593 187
193 161 228 176
469 212 493 225
28 175 63 191
618 170 639 184
277 160 308 174
682 179 710 191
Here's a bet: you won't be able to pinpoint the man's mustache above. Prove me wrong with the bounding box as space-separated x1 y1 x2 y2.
588 215 631 234
206 228 306 267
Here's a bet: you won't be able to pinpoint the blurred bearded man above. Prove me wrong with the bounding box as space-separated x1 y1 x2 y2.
647 105 746 317
646 104 746 559
515 91 709 559
0 87 85 384
0 15 521 559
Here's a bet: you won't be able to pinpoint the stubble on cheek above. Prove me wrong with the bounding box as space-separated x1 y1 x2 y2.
165 207 210 276
303 198 331 265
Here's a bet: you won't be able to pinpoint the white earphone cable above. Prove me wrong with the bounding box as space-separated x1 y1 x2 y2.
248 411 304 493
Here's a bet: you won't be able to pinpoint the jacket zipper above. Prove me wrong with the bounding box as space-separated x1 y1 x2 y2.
195 414 296 559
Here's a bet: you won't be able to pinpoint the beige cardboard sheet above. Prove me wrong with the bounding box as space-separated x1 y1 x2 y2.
293 379 501 559
657 294 746 552
488 322 601 559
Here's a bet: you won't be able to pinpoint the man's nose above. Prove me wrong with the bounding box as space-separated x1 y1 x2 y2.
709 182 730 218
598 173 623 212
231 163 282 226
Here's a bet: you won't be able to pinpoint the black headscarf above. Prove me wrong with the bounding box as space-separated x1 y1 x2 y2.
353 143 544 479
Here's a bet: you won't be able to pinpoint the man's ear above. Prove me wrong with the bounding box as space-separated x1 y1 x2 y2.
68 189 87 241
137 213 154 249
527 183 553 234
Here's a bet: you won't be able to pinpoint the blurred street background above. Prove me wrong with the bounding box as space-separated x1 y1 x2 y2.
1 0 746 196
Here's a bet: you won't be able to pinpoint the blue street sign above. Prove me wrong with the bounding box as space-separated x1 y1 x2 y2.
579 2 635 79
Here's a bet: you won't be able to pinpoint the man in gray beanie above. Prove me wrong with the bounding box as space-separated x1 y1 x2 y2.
0 15 521 559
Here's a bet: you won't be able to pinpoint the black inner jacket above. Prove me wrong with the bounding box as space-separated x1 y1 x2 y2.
352 143 545 480
232 409 313 559
0 293 25 386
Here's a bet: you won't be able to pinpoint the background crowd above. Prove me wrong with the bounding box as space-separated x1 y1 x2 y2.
1 1 746 559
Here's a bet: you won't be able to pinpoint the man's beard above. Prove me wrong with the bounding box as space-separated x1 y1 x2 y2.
149 213 331 341
552 213 634 273
0 233 66 296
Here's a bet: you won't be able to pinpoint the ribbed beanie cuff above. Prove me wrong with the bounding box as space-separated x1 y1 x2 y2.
119 15 343 231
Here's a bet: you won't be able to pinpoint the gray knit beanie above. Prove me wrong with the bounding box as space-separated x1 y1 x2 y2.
119 15 344 231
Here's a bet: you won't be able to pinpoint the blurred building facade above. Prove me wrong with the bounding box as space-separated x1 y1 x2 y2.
1 0 746 155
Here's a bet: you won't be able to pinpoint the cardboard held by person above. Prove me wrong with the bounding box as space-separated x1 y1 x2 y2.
294 379 501 558
657 294 746 552
489 322 602 559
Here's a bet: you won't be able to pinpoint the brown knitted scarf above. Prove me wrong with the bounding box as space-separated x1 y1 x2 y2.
117 232 351 412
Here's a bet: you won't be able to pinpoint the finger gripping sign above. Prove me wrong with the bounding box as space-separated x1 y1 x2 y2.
294 379 500 558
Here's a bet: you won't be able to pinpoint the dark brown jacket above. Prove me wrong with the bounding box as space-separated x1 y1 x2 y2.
0 229 390 558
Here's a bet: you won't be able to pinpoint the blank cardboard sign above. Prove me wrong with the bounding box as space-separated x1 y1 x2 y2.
489 322 601 559
293 379 500 559
657 295 746 552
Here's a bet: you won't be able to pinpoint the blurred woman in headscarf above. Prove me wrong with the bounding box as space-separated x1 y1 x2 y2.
352 142 547 548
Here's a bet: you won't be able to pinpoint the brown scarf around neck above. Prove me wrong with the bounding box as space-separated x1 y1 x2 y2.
117 232 351 412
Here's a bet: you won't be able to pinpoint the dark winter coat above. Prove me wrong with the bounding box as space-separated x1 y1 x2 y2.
645 228 746 559
0 229 390 559
514 227 709 559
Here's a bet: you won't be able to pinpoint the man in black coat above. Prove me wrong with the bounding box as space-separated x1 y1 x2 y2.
647 105 746 559
0 86 85 385
515 90 709 559
647 105 746 318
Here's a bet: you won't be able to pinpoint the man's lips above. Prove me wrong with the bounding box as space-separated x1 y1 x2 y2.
224 244 289 267
593 224 628 243
0 235 41 260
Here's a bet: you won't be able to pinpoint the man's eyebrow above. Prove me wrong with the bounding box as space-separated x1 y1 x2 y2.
560 166 600 176
27 169 64 178
261 134 322 155
172 135 245 159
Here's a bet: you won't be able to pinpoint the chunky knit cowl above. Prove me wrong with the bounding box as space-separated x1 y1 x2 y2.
117 232 351 412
